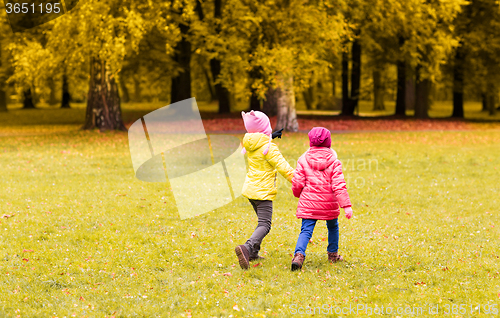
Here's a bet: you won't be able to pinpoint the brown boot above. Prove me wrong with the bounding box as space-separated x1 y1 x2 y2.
291 253 305 271
235 245 250 269
328 252 344 263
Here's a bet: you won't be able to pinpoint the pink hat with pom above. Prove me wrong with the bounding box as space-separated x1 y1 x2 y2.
241 110 272 155
308 127 331 148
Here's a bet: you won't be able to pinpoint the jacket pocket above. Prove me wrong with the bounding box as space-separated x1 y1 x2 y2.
274 172 277 187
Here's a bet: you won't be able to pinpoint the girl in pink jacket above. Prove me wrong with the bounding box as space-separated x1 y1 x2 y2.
290 127 353 271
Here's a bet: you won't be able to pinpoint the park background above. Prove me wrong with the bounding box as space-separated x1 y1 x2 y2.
1 0 500 317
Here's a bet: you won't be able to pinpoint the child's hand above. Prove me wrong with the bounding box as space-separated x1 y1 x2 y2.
344 207 353 219
272 128 284 139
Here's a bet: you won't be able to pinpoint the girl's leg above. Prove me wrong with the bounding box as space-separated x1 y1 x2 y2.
294 219 317 257
243 199 273 258
326 218 339 253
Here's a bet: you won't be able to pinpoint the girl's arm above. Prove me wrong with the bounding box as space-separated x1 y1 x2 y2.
291 159 305 198
331 160 352 208
265 143 294 182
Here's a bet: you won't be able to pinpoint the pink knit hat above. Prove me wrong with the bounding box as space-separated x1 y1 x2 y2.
241 110 272 155
308 127 331 148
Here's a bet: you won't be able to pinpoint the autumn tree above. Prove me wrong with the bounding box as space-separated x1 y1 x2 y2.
0 12 9 112
218 0 345 131
45 0 147 130
462 0 500 116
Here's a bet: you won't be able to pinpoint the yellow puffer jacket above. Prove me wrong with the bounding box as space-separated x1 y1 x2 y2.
242 133 294 201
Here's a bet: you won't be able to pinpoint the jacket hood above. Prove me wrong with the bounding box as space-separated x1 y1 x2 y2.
305 147 337 171
243 133 271 152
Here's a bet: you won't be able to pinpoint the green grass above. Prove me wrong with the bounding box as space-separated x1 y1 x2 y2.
1 108 500 317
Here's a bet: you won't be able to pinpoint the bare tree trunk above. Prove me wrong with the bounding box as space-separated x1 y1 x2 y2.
83 56 125 131
276 74 298 132
262 87 278 117
61 74 71 108
23 88 35 109
414 66 430 119
373 69 385 111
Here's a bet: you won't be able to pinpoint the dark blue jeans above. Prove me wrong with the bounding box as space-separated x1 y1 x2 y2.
294 218 339 257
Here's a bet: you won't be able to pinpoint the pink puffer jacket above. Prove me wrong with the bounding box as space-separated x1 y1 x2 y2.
292 147 351 220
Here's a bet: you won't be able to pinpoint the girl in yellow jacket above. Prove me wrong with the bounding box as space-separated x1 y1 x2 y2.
235 110 294 270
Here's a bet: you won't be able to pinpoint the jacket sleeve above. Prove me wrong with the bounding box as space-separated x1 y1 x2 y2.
265 143 294 183
291 158 305 198
331 160 352 208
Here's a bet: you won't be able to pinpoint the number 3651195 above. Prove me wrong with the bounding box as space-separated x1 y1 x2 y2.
5 3 61 14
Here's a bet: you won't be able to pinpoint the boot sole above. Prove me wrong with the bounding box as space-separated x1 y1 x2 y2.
235 246 249 270
291 262 302 271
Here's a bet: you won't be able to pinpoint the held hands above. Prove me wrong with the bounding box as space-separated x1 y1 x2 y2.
344 207 353 219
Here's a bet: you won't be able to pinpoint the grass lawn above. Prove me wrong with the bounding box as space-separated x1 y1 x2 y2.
0 107 500 317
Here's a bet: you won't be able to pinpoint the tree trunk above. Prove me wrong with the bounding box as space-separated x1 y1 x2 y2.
210 59 231 113
170 23 192 114
23 88 35 109
0 41 6 112
395 36 406 116
209 0 231 113
262 87 278 116
276 74 298 132
341 49 352 115
249 90 260 111
373 69 385 111
350 38 361 112
414 67 430 119
395 60 406 116
61 74 71 108
203 66 216 102
405 76 415 110
331 66 336 99
452 46 465 118
302 79 316 110
248 66 261 111
133 75 141 102
83 56 125 131
481 93 487 111
48 77 57 105
487 84 497 116
0 89 6 112
119 76 130 103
